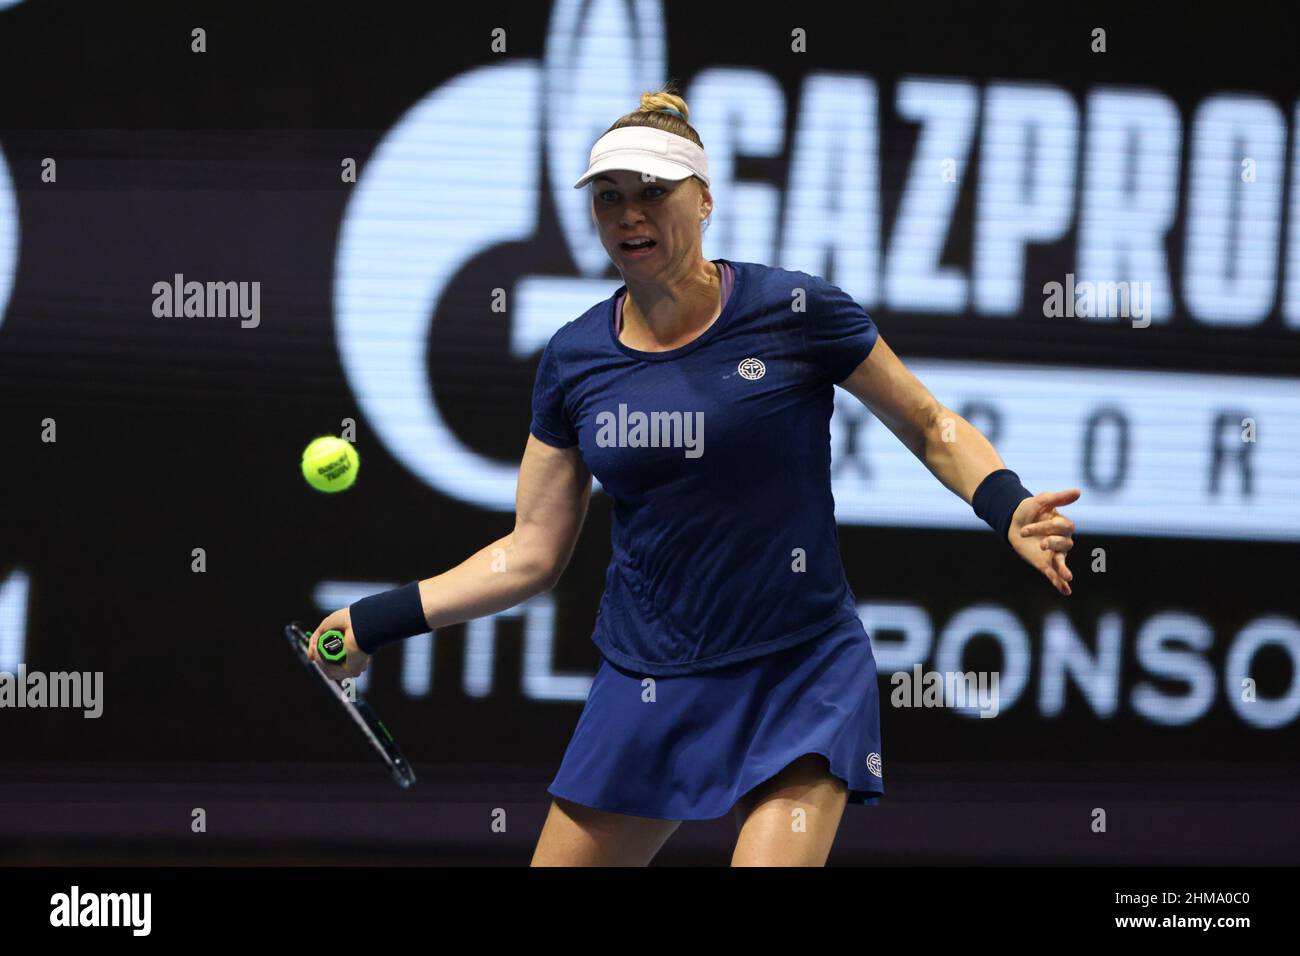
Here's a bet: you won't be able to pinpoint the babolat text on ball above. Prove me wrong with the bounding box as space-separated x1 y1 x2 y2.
300 436 359 493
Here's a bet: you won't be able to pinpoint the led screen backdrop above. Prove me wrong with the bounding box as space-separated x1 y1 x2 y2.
0 0 1296 773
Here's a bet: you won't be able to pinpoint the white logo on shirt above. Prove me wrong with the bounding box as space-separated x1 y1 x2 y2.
866 752 883 777
738 357 766 380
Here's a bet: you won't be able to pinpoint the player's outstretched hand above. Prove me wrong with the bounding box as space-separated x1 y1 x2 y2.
1008 489 1079 596
307 607 372 680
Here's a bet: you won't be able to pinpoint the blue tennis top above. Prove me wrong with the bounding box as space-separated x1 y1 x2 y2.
529 258 879 675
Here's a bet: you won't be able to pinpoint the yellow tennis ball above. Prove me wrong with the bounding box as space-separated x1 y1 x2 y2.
301 436 359 493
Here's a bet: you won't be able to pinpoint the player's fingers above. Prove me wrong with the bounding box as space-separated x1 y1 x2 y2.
1039 535 1074 554
1020 515 1074 537
1041 488 1081 508
1042 563 1072 596
309 609 349 661
1055 551 1073 582
1019 515 1071 538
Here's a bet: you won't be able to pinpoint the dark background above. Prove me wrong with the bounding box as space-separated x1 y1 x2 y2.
0 0 1296 864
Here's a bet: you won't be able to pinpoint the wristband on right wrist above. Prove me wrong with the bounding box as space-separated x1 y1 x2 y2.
971 469 1034 543
348 581 428 655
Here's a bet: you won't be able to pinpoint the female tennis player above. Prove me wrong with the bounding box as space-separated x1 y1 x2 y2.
309 86 1079 866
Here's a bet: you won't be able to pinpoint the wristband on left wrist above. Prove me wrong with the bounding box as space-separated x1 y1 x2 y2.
348 581 428 655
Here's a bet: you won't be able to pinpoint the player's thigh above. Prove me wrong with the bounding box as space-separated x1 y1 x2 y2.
730 753 848 866
531 797 681 866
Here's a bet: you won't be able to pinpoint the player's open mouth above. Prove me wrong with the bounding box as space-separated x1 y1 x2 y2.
620 238 657 256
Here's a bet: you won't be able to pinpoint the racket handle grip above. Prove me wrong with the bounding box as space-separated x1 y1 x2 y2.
317 629 348 664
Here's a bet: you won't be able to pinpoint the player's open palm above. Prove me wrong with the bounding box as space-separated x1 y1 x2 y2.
307 607 371 680
1008 489 1079 596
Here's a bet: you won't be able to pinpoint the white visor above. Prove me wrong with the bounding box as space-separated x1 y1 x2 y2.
573 125 710 189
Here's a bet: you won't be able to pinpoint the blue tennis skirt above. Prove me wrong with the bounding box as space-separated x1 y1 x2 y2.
547 620 884 821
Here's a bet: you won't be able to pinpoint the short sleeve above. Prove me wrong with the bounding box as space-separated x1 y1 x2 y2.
801 274 879 384
529 337 578 448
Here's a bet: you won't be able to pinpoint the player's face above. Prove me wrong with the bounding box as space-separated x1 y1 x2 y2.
590 169 710 276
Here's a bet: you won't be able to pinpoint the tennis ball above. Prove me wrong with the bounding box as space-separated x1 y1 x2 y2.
301 436 359 493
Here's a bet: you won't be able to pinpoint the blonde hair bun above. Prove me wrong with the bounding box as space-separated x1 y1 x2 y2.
637 91 689 122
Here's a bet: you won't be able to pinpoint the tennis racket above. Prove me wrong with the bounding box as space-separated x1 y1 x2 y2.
284 620 417 789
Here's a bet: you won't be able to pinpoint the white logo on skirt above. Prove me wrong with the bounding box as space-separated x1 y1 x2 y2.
866 753 883 777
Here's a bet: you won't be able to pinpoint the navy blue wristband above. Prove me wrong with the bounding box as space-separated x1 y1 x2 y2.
348 581 427 655
972 469 1034 543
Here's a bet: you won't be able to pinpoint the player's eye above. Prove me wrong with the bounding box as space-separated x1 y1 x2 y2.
598 186 668 203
